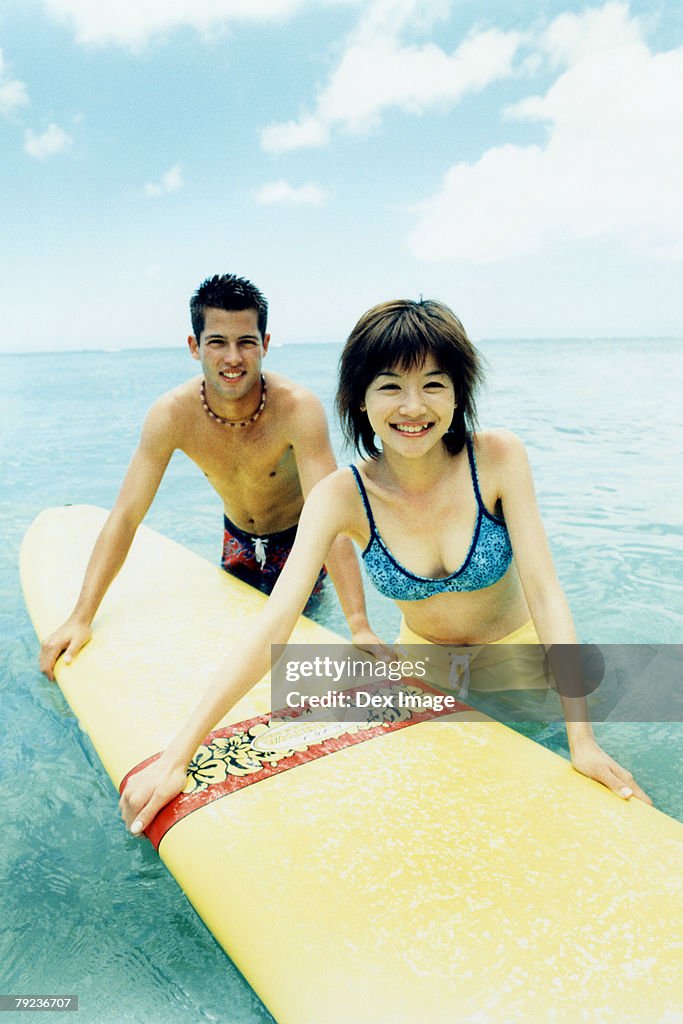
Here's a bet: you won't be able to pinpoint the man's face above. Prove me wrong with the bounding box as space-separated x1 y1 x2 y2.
188 307 270 403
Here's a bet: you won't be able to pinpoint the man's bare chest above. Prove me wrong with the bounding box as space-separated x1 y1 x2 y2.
180 428 298 490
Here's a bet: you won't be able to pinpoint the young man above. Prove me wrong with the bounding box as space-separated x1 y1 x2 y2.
39 273 379 680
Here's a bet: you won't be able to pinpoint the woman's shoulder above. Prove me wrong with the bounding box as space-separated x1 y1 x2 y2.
472 427 526 458
471 429 529 477
307 465 365 504
304 466 369 537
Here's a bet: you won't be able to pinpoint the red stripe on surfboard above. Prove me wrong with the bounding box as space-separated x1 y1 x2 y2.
119 678 469 851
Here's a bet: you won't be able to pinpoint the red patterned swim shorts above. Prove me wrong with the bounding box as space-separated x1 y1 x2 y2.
221 514 326 597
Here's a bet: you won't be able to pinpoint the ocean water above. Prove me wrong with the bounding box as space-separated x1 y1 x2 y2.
1 339 682 1023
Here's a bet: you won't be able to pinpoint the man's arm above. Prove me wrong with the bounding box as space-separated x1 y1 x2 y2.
290 393 376 642
39 399 177 680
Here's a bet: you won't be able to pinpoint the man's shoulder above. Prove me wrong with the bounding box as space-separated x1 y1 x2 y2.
266 371 325 421
152 376 200 409
262 372 329 452
146 377 201 429
266 371 320 404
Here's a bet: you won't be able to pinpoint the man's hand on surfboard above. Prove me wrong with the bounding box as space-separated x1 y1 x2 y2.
39 618 92 681
570 739 652 804
119 755 189 835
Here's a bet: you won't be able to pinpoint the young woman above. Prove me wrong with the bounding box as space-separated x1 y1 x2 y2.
120 299 649 833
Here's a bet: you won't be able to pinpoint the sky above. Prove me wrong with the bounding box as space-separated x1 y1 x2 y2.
0 0 682 350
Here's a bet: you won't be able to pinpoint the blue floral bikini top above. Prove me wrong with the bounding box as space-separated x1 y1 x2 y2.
349 436 513 601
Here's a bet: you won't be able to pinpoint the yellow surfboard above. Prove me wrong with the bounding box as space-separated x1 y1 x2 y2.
20 506 683 1024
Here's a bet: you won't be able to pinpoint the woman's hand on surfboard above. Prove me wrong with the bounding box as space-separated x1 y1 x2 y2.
39 618 92 681
350 625 399 662
570 739 652 804
119 755 189 835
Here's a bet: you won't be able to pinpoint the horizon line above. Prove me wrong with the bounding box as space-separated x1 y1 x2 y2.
2 335 682 356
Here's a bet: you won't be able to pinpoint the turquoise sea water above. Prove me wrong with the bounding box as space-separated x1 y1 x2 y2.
2 340 682 1023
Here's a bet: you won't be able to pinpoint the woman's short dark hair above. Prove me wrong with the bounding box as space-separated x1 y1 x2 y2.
336 298 484 458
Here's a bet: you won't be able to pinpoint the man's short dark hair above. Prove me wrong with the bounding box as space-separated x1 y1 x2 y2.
336 298 484 457
190 274 268 341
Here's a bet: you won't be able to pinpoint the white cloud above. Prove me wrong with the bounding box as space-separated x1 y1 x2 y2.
261 0 522 152
254 181 326 206
24 123 73 159
39 0 329 48
0 49 29 115
144 164 183 197
408 3 683 264
261 116 330 154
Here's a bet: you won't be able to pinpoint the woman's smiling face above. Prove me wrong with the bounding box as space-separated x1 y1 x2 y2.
362 354 456 455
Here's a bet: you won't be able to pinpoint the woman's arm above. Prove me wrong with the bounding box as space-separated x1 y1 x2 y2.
119 473 352 834
496 431 651 804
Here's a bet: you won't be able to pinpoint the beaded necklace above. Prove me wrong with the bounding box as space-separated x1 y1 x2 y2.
200 375 266 428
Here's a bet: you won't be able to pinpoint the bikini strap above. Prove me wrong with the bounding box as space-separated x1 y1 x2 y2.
348 465 377 537
465 434 485 512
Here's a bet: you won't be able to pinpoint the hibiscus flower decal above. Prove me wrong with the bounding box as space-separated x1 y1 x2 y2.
363 684 420 726
210 732 264 776
184 744 231 794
